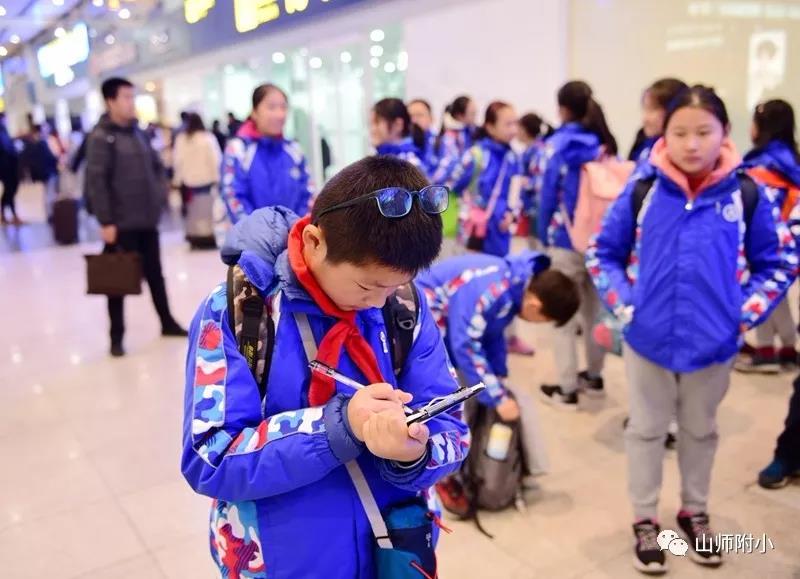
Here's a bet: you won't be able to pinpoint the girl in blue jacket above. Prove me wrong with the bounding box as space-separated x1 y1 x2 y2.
446 101 522 257
631 78 688 166
219 84 314 225
408 98 440 176
736 99 800 373
587 86 797 574
518 112 553 246
430 95 477 183
537 81 618 408
370 98 425 170
183 156 468 578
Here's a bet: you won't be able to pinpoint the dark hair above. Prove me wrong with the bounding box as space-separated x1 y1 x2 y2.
519 113 553 140
645 78 688 110
753 100 800 161
186 112 206 136
374 98 426 150
449 96 472 120
408 99 432 114
435 95 474 154
558 80 618 155
527 269 580 327
474 101 512 141
663 84 729 131
101 77 134 101
252 83 288 110
310 156 442 274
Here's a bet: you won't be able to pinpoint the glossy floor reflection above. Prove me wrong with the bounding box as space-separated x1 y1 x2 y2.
0 197 798 578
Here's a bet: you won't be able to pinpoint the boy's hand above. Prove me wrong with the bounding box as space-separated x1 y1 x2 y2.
496 396 520 422
347 383 412 442
362 407 430 463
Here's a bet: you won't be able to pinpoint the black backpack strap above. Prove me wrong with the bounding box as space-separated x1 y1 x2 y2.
382 282 420 376
736 170 760 226
226 265 274 403
631 176 656 224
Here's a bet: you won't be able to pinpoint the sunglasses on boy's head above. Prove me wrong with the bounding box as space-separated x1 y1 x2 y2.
313 185 450 223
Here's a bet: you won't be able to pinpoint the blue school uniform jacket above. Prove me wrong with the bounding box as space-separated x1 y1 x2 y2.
586 162 797 373
430 126 474 183
416 251 550 406
181 207 469 578
220 121 313 223
447 137 523 257
537 123 601 249
375 138 425 170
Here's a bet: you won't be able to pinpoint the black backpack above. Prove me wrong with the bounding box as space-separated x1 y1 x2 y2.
225 264 420 402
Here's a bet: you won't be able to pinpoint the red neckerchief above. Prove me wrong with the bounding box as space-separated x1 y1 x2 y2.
288 216 384 405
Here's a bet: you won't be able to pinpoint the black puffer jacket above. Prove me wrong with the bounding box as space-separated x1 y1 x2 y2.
85 114 166 229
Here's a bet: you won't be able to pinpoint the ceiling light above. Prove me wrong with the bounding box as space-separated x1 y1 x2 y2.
9 34 19 44
93 0 104 6
0 47 7 57
104 33 115 45
144 81 156 92
54 27 66 38
384 62 396 73
340 51 352 64
370 29 384 42
118 8 131 19
53 0 64 6
370 57 379 68
309 57 322 69
370 45 383 57
0 6 6 17
272 51 285 64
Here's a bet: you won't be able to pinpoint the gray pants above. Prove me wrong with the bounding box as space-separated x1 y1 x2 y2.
754 295 796 349
623 346 732 520
548 248 605 393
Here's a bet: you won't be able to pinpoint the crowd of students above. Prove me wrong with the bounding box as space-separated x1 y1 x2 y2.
177 78 800 577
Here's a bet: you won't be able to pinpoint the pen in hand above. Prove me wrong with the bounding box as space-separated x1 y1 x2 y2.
308 360 413 415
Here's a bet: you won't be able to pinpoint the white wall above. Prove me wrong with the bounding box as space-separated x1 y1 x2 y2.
404 0 568 126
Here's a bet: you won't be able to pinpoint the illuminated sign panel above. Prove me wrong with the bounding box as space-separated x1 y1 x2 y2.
184 0 216 24
37 22 90 87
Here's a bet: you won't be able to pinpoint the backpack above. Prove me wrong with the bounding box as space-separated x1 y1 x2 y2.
225 263 421 401
462 396 525 515
563 156 635 253
744 166 799 222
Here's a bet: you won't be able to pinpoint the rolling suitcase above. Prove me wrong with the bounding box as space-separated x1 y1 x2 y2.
184 185 216 250
52 198 79 245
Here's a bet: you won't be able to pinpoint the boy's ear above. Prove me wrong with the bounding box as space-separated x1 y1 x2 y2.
302 223 327 260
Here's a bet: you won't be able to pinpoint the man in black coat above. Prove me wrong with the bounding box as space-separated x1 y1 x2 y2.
86 77 186 357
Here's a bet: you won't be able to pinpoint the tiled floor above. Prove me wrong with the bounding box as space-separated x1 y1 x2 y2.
1 188 798 578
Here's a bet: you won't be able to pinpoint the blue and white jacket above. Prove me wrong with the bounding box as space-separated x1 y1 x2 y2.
537 123 601 249
743 141 800 217
447 137 523 257
587 145 797 373
220 120 313 223
430 125 474 183
181 208 468 578
416 251 550 407
375 138 425 171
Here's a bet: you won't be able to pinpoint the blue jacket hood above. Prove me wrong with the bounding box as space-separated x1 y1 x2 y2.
220 206 301 296
553 123 601 166
743 141 800 187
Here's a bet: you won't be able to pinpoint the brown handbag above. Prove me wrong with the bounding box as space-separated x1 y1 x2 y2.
85 251 143 296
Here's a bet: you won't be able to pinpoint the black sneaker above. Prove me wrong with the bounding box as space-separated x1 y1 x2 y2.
734 347 780 374
632 520 667 575
110 343 125 358
161 322 189 337
676 512 722 567
778 347 798 370
578 371 605 397
540 385 579 411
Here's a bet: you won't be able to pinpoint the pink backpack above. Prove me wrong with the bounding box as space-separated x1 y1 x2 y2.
562 156 635 253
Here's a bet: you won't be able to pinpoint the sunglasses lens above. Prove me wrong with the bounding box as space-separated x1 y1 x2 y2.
419 186 449 214
376 188 412 217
